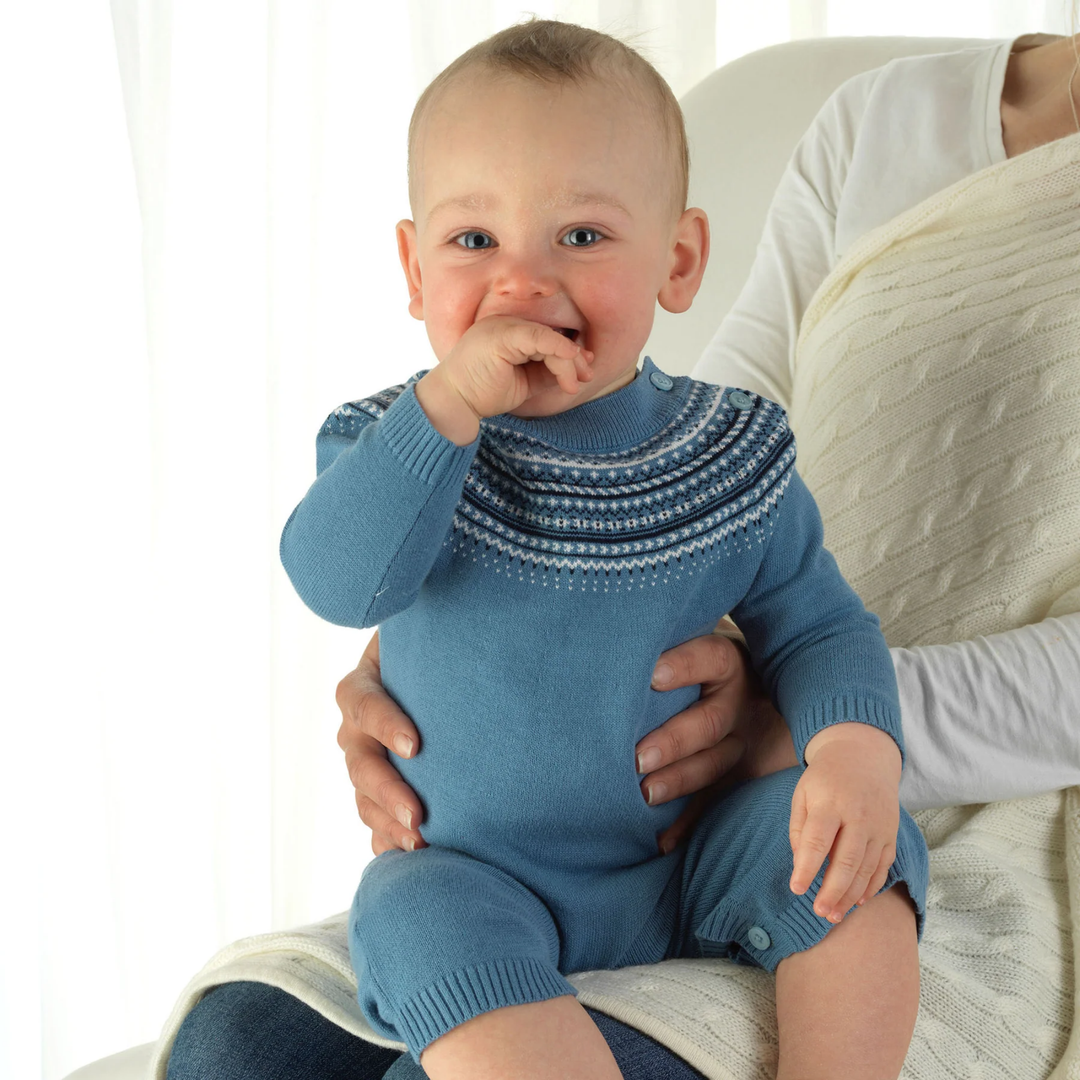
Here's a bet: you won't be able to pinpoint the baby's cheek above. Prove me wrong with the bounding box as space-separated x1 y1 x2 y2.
424 303 477 361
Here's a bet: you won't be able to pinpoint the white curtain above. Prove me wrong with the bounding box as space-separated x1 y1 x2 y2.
2 2 1073 1077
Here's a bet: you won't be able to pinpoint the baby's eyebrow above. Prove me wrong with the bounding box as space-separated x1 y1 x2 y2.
426 194 491 224
426 190 631 225
541 191 632 216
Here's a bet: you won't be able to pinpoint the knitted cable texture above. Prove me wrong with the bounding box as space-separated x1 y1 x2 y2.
791 133 1080 647
151 135 1080 1079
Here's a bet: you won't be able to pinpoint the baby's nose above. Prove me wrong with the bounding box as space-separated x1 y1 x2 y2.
493 254 559 298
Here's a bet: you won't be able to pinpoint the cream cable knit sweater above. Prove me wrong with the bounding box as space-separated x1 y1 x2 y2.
152 134 1080 1080
694 39 1080 810
790 132 1080 645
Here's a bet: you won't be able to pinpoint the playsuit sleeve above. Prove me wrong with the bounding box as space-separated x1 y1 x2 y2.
280 380 480 628
730 463 902 766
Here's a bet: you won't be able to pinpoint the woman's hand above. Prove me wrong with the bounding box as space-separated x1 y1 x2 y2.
336 631 427 855
637 623 798 854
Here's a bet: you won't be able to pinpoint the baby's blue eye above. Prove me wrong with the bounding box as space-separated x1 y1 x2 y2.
455 231 494 249
561 227 602 248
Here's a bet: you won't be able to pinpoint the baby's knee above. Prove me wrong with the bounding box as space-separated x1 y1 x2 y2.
349 847 569 1054
350 848 561 969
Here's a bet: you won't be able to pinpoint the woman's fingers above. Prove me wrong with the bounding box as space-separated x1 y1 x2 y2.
654 789 714 855
638 724 746 806
336 632 421 760
356 791 425 853
637 634 745 773
649 627 743 693
637 626 800 845
344 730 428 855
336 631 425 852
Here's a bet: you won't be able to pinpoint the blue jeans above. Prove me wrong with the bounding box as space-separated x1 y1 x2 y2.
166 980 706 1079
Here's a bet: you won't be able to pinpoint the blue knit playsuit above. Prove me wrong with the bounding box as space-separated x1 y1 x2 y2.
280 358 929 1063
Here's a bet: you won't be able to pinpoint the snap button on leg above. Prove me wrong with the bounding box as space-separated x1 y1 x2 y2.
747 925 771 950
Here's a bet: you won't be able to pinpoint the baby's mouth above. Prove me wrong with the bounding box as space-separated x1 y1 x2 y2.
555 327 580 343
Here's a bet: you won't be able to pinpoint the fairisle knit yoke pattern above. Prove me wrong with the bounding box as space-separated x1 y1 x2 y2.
280 357 905 1041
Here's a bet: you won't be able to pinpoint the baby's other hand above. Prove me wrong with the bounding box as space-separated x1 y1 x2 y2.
788 723 902 924
439 314 594 418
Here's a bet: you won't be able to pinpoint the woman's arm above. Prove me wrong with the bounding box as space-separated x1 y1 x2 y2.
694 62 1080 812
691 70 876 404
895 612 1080 811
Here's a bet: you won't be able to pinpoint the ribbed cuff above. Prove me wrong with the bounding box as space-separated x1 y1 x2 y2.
378 383 480 487
397 957 576 1061
789 695 904 768
694 807 928 973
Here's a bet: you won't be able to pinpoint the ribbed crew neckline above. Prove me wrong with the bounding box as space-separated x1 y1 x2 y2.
488 357 685 453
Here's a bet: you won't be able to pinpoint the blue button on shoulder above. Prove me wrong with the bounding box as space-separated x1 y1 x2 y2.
728 390 754 410
747 925 772 950
649 370 674 392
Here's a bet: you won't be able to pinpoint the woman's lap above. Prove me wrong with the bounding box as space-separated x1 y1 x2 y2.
166 981 399 1080
167 980 705 1079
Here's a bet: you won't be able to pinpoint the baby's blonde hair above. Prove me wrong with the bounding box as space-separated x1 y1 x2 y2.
407 18 690 217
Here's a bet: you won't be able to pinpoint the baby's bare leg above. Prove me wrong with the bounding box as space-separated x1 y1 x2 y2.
419 996 623 1080
775 885 919 1080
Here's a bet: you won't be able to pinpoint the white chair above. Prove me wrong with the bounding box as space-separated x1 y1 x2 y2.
64 33 985 1080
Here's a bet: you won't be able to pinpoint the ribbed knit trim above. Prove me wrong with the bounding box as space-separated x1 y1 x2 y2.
490 357 685 452
695 843 927 974
396 957 576 1061
789 694 904 767
378 383 480 487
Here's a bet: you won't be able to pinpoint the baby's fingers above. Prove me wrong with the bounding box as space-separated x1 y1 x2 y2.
508 323 582 362
857 845 896 908
543 344 593 395
822 839 881 922
573 346 595 382
789 795 838 896
813 830 872 922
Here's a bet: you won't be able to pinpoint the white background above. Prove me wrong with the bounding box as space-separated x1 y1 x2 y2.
1 1 1074 1076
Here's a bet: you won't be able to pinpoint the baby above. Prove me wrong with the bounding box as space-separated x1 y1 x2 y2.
281 19 928 1080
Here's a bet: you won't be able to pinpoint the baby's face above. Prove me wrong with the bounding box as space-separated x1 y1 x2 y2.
399 71 706 416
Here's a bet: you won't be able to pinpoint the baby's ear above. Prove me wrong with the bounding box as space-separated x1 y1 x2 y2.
657 208 709 314
396 220 424 320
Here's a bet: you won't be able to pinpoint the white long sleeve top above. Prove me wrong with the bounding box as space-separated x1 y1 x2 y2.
692 38 1080 811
